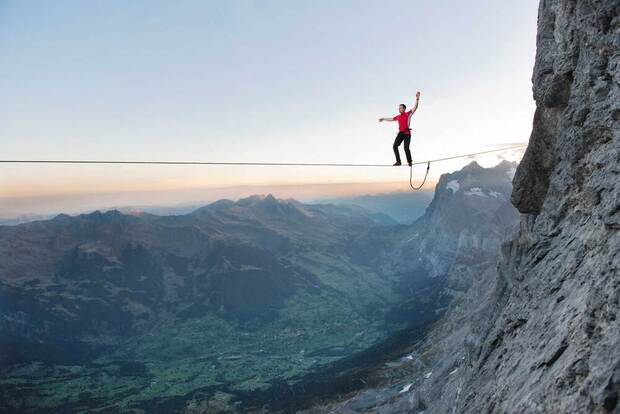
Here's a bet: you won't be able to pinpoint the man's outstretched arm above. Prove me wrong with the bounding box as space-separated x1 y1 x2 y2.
410 91 421 114
378 117 396 122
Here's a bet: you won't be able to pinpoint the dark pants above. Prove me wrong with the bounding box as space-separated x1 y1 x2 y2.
393 132 412 164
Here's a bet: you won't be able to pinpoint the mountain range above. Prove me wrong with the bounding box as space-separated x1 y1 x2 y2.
0 161 519 413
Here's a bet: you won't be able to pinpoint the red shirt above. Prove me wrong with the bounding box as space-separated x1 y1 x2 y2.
393 110 412 135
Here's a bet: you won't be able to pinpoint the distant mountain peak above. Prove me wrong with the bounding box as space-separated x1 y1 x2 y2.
236 194 275 206
496 159 518 169
423 161 516 225
52 213 72 221
190 193 316 223
461 160 483 171
202 199 235 211
86 209 123 217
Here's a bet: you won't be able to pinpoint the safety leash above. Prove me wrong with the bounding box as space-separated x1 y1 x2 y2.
410 161 430 191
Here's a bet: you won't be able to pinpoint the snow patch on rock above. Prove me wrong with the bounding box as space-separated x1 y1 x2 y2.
446 180 460 193
464 187 488 197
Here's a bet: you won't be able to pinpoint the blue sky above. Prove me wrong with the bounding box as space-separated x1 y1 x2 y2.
0 0 539 215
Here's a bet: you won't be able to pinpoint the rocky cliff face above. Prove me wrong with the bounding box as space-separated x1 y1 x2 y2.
383 161 518 327
459 1 619 412
304 1 618 413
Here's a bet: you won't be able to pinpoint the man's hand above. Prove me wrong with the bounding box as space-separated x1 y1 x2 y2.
410 91 421 114
378 118 384 122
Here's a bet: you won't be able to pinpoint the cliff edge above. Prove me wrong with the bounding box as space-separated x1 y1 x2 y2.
459 1 619 412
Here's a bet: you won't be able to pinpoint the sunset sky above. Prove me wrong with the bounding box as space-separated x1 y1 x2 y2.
0 0 538 217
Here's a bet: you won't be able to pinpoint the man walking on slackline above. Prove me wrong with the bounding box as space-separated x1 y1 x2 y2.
378 91 421 166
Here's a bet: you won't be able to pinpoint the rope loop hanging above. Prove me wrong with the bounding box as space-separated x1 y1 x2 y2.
410 161 430 191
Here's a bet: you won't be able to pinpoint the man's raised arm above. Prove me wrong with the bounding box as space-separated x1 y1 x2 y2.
410 91 421 114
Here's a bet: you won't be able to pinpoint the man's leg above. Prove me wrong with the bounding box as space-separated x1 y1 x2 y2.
404 134 412 164
393 133 404 164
